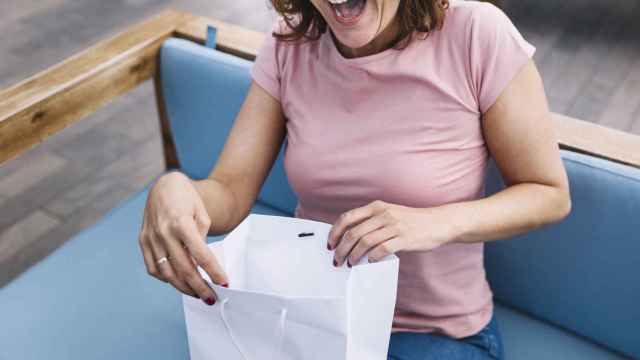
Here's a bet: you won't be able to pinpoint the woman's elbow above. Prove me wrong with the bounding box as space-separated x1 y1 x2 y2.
551 185 572 223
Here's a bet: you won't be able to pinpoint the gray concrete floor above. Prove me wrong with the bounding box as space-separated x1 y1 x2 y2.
1 0 639 287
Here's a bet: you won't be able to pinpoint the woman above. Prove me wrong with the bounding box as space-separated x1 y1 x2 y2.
138 0 571 358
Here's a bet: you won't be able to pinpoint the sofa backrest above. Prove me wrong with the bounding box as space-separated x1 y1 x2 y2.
485 150 640 358
159 38 298 215
160 37 639 358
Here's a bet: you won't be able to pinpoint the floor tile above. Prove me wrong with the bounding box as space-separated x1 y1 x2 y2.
0 210 61 265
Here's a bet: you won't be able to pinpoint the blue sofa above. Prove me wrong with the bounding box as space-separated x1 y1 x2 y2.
1 35 638 359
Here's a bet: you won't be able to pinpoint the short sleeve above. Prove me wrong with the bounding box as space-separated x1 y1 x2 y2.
250 21 283 102
467 3 536 114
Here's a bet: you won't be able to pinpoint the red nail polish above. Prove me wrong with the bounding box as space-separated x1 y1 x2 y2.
333 259 338 267
221 283 229 288
327 243 332 250
205 297 215 306
347 261 352 268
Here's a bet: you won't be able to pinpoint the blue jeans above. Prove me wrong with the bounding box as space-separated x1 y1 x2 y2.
387 313 504 360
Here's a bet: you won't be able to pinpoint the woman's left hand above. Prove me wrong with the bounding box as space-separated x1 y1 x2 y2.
328 200 456 267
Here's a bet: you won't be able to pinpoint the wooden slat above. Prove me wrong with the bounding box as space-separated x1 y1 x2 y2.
552 113 640 168
177 16 640 169
0 9 194 165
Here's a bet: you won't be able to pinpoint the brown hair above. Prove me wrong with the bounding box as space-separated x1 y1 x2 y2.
268 0 451 49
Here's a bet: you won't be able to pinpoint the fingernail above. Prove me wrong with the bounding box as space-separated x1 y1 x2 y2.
333 259 338 267
347 261 352 268
221 283 229 288
204 297 215 306
327 243 332 250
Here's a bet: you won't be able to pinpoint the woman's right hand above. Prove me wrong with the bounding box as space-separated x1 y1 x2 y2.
138 171 229 305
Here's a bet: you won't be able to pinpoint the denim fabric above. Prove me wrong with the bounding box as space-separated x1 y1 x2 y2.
387 313 504 360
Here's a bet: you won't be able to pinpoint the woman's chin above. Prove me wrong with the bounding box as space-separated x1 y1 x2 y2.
324 0 381 52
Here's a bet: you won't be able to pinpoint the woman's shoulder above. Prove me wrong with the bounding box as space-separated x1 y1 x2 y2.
447 0 509 23
269 17 295 37
431 0 525 60
443 1 517 37
259 16 325 68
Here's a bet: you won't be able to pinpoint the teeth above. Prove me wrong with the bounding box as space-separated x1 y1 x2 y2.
327 0 348 4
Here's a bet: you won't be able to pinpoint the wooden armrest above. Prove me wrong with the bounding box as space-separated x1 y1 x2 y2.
552 114 640 168
175 16 264 61
0 9 194 165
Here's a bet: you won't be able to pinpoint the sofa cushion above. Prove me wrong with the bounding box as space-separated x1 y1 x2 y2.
495 304 625 359
0 185 288 360
160 38 297 215
485 150 640 358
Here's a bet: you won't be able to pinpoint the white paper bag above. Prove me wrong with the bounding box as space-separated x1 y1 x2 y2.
183 213 399 360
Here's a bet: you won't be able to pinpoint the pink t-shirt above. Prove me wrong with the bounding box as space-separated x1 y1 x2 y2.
250 1 535 338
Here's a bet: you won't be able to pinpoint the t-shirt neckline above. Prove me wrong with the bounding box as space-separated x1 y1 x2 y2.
323 28 401 67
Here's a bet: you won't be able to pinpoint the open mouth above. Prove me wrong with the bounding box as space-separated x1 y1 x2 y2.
326 0 367 25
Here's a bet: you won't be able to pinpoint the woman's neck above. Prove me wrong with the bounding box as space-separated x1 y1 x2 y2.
332 16 402 58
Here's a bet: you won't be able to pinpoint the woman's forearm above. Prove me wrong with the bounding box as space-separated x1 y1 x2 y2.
191 177 244 236
440 183 571 245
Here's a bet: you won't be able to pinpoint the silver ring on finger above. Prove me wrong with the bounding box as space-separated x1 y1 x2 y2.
156 256 170 265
